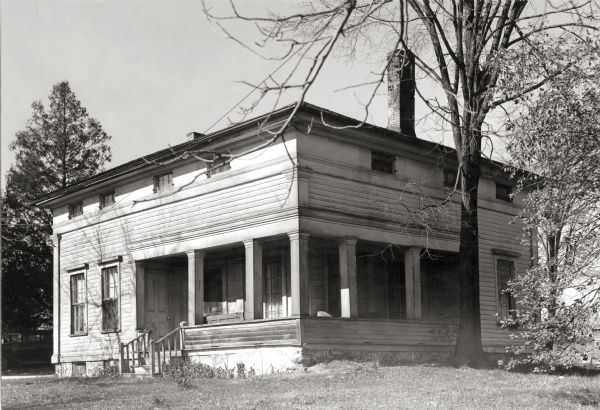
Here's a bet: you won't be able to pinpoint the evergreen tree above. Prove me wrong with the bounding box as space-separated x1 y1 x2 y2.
2 81 112 332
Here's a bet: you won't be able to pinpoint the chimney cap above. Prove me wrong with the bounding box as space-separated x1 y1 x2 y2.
187 131 206 140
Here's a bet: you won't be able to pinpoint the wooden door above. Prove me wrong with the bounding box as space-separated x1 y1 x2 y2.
145 269 170 338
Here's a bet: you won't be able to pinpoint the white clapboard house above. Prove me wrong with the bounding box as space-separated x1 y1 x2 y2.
35 52 532 377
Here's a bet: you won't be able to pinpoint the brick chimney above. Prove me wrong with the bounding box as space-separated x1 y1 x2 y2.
387 49 416 137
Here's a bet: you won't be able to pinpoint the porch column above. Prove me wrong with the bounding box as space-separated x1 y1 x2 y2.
338 237 358 318
135 261 145 329
289 232 310 317
404 247 422 320
186 250 205 326
51 234 61 364
244 239 263 320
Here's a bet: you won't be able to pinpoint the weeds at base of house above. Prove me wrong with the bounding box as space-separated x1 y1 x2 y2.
162 359 256 388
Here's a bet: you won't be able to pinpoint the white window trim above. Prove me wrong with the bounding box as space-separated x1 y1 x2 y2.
69 267 88 336
99 262 121 333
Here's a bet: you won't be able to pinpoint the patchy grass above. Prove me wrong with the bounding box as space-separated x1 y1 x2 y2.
3 362 600 409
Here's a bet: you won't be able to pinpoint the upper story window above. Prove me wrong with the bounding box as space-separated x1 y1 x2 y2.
99 191 115 210
443 169 461 189
496 182 513 202
68 202 83 219
153 172 173 193
371 150 395 174
207 162 231 178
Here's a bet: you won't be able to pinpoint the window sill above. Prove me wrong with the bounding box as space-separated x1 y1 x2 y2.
101 329 121 334
69 332 88 337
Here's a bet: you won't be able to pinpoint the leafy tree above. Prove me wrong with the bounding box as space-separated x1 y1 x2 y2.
2 81 111 332
504 60 600 370
203 1 599 365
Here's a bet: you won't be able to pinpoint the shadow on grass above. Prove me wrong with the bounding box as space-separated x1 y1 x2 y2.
551 387 600 407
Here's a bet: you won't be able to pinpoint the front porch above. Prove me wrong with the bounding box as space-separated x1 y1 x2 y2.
120 317 458 376
123 234 460 375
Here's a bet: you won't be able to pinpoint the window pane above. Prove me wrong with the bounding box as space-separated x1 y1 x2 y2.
371 151 395 174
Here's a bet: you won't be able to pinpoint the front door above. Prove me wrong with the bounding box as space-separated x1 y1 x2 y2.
145 269 170 338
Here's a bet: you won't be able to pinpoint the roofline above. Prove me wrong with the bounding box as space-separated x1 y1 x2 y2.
33 101 521 207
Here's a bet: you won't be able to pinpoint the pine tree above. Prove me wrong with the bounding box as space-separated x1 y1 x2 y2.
2 81 112 332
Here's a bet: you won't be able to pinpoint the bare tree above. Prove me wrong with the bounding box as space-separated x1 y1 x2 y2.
198 0 599 366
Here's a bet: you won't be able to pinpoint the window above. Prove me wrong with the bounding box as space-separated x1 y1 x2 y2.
443 169 461 189
496 259 516 320
371 150 395 174
264 258 284 319
101 266 120 332
207 162 231 178
68 202 83 219
70 273 86 335
99 191 115 210
496 182 513 202
153 173 173 193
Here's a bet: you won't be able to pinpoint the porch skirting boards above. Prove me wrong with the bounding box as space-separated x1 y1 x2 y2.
54 318 462 376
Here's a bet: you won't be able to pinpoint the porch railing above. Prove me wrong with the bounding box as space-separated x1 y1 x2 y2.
119 329 152 375
151 321 187 375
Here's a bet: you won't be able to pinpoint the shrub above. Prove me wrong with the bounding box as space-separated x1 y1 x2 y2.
162 359 255 388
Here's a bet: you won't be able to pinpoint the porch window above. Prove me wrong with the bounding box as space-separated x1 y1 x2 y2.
371 150 395 174
357 252 406 319
99 191 115 210
101 266 120 332
153 172 173 193
68 202 83 219
70 273 86 335
496 259 516 319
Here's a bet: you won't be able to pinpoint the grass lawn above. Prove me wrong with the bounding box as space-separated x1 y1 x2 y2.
2 362 600 409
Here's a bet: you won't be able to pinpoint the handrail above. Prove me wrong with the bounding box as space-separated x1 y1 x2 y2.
119 329 152 375
151 321 187 375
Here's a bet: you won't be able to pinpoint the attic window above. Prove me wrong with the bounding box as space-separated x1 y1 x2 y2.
153 173 173 193
68 202 83 219
371 150 395 174
496 182 513 202
207 162 231 178
443 169 461 189
99 191 115 210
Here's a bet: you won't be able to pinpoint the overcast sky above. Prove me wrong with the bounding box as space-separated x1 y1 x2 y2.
1 0 465 182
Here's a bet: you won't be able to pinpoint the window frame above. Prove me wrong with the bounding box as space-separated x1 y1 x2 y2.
68 202 84 220
99 190 116 210
100 263 121 333
493 252 518 325
207 161 231 178
370 150 396 175
69 269 88 336
153 172 173 194
443 169 461 190
495 182 513 202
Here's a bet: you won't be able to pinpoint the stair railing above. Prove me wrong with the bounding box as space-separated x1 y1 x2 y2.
119 329 152 375
151 321 187 375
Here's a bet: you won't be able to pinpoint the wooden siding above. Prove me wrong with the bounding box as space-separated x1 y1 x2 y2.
184 319 300 350
299 137 530 351
55 143 299 363
301 318 458 352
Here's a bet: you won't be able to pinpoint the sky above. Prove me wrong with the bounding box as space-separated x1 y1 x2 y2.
0 0 466 183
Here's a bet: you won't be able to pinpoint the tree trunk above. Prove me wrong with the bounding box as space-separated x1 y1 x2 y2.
454 135 484 366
